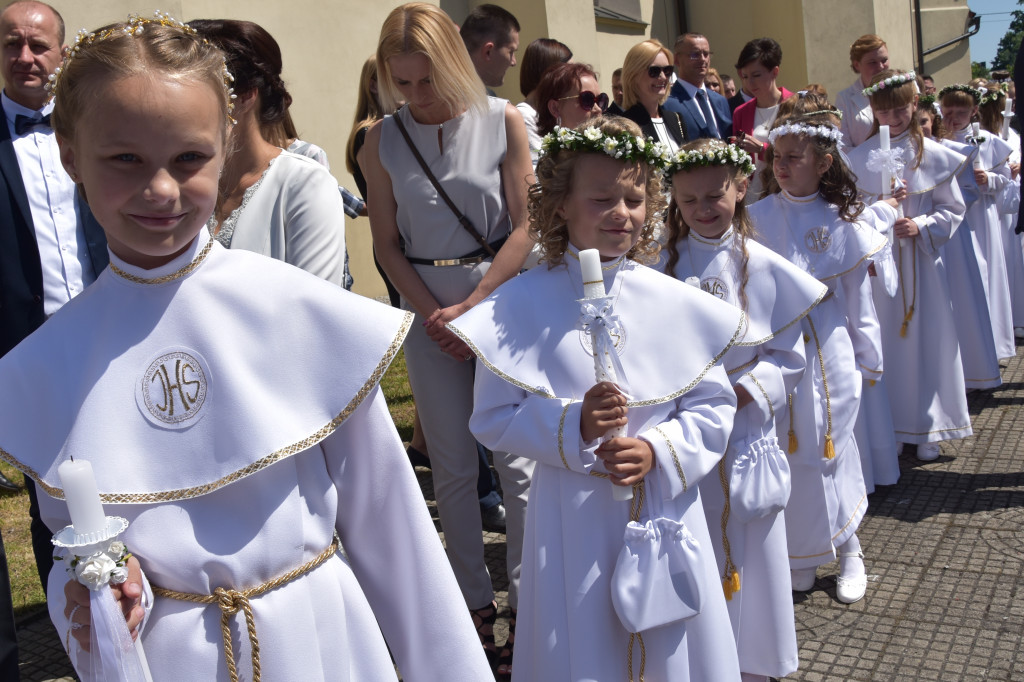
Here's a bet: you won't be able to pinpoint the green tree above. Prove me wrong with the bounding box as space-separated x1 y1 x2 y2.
991 0 1024 75
972 61 991 79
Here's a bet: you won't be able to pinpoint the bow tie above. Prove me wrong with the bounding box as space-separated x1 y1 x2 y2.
14 113 51 136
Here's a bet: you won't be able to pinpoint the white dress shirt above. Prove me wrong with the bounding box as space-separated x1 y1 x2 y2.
3 91 95 316
677 78 714 128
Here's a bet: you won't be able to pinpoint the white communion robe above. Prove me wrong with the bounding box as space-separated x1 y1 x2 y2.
937 137 1002 389
0 230 493 682
662 229 827 679
450 250 744 682
835 79 874 148
750 192 884 568
847 132 973 445
995 127 1024 327
950 127 1016 359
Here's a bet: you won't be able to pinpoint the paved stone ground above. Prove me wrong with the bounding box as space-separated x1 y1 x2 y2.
16 343 1024 680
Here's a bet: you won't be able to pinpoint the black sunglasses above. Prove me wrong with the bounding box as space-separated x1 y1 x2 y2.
558 91 610 112
647 65 675 79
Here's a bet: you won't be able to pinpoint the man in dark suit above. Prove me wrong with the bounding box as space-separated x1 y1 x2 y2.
0 3 108 677
663 32 732 139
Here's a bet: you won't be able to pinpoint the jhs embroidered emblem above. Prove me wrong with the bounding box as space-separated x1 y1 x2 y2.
701 277 729 300
138 350 209 427
804 227 831 254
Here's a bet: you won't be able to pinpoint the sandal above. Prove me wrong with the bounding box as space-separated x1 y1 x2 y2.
495 608 516 679
470 601 498 666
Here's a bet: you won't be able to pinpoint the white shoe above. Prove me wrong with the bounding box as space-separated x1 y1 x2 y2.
836 551 867 603
791 567 817 592
917 443 940 461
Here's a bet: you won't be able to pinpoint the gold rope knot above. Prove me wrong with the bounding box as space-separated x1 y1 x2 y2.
215 587 245 615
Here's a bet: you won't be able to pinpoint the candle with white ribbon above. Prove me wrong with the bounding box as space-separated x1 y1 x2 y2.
579 249 632 501
1001 96 1012 140
972 122 984 170
58 458 107 537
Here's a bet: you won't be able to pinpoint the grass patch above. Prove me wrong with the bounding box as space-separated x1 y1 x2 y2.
1 353 417 619
0 462 46 620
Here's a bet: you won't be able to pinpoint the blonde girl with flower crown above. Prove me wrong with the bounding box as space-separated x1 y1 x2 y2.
846 69 972 464
450 116 743 681
751 107 897 605
0 14 492 681
660 139 827 681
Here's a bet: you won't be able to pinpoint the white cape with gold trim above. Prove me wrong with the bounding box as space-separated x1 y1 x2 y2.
451 252 745 682
0 230 493 682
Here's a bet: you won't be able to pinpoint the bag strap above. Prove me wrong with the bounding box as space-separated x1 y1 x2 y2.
392 108 497 257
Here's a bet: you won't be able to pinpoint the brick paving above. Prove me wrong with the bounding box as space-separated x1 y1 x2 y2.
16 343 1024 680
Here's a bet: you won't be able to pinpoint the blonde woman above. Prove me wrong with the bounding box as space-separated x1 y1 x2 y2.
620 39 689 152
362 2 534 668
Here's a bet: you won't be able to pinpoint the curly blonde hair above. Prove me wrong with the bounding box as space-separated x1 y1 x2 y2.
528 116 664 267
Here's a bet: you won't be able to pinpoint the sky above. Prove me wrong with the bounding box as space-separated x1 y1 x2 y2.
969 0 1021 67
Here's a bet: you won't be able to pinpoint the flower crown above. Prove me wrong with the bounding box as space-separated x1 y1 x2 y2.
862 70 917 97
979 83 1009 106
46 11 236 123
917 94 936 109
540 126 672 169
768 121 843 146
938 83 982 105
664 142 755 177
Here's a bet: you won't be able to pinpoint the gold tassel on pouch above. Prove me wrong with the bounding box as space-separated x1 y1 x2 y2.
824 434 836 460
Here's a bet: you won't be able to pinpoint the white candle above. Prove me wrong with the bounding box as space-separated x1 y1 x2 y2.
580 249 605 299
972 122 983 169
879 125 892 199
1002 97 1013 140
577 248 632 501
58 459 107 536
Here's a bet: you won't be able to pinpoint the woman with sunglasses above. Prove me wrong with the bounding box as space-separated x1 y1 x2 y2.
535 62 608 137
620 39 688 152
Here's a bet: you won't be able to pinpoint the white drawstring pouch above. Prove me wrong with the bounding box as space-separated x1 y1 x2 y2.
610 470 704 633
728 433 791 523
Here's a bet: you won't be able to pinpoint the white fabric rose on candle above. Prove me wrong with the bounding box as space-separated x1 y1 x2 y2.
75 552 117 590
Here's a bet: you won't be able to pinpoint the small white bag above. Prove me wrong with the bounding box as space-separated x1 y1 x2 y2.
610 471 705 633
728 433 791 523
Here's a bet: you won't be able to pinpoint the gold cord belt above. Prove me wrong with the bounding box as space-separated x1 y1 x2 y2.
626 481 647 682
153 536 340 682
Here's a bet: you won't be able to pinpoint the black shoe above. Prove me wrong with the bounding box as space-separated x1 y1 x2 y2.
406 446 431 469
0 470 19 491
481 502 506 534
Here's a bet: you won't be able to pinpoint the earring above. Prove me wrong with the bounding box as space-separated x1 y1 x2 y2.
556 114 562 127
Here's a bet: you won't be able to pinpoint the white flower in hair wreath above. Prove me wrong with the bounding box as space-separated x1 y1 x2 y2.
767 122 843 146
862 71 917 97
541 126 673 168
664 143 755 177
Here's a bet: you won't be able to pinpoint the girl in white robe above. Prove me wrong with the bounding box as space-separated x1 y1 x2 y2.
939 85 1016 360
451 117 744 681
0 16 492 682
922 98 1004 390
846 70 972 463
752 106 897 604
660 139 827 681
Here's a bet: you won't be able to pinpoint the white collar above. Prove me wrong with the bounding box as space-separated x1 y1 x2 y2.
1 90 53 121
678 79 707 99
108 226 213 285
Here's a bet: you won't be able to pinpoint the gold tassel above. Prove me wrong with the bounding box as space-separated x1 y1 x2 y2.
787 393 797 453
803 333 810 344
722 570 740 600
730 569 741 593
869 379 876 387
900 305 915 338
824 434 836 460
722 576 733 601
788 429 798 454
